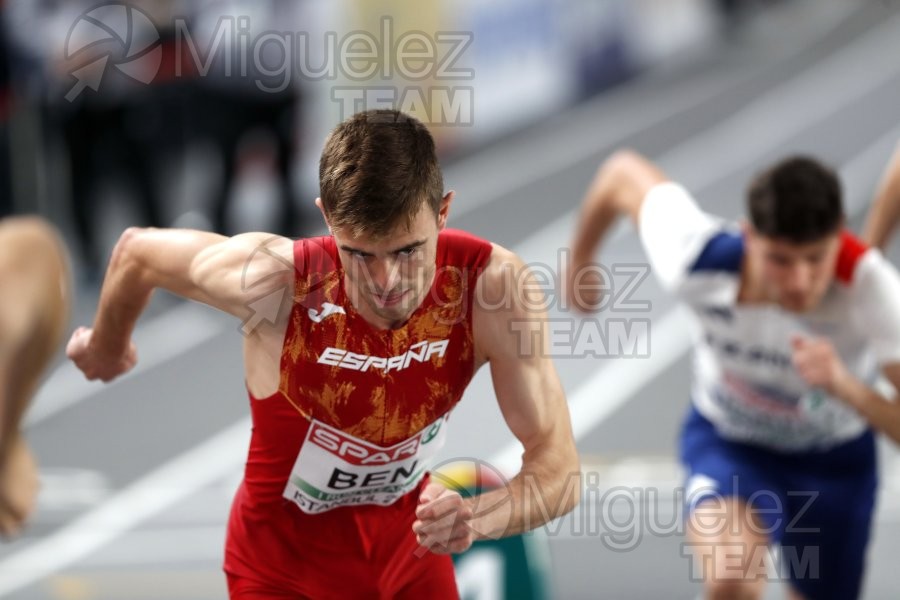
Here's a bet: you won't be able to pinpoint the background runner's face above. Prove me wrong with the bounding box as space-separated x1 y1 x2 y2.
746 231 841 313
333 204 443 327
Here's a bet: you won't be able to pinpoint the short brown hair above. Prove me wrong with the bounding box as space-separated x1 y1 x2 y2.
318 109 444 238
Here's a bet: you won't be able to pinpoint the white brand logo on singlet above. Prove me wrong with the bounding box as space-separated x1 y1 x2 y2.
307 302 346 323
317 339 450 373
283 414 450 514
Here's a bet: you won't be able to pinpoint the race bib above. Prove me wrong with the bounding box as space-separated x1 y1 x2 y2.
283 413 450 514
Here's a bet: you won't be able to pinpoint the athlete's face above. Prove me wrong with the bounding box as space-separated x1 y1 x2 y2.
322 193 452 328
745 229 841 313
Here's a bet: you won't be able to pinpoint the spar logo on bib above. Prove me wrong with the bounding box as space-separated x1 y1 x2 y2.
283 414 449 514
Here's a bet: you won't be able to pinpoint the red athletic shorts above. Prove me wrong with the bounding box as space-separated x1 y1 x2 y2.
224 478 459 599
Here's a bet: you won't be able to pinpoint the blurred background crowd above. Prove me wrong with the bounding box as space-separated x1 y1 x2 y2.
0 0 788 281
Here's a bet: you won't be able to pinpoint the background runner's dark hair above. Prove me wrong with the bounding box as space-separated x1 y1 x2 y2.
747 156 844 243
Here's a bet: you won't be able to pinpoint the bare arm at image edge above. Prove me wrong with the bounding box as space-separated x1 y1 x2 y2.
66 227 295 383
862 142 900 250
0 217 72 538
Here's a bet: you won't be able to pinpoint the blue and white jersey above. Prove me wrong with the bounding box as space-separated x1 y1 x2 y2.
639 183 900 451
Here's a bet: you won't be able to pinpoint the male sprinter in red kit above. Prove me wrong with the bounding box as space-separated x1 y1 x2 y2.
68 109 580 598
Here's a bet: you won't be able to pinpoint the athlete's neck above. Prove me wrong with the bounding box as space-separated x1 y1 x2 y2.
736 253 767 305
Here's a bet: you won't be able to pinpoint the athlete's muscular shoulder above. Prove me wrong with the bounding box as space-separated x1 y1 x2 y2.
472 244 538 366
118 228 296 325
188 233 294 324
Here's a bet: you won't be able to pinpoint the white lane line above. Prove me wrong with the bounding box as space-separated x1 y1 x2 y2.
77 526 230 567
0 419 251 596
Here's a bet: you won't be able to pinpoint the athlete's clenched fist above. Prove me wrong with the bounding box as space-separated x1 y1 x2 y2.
413 482 474 555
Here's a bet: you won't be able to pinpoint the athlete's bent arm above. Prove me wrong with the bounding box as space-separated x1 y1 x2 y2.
839 363 900 445
474 247 581 537
414 246 580 553
793 340 900 445
568 150 667 310
67 228 294 382
862 142 900 250
793 246 900 446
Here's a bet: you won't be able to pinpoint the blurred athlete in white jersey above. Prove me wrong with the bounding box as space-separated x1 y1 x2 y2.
569 151 900 600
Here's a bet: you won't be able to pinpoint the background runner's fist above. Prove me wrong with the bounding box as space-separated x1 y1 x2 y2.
791 335 851 396
66 326 137 382
413 482 474 555
0 435 39 539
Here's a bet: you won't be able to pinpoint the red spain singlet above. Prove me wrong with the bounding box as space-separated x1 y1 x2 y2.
224 229 493 599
